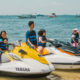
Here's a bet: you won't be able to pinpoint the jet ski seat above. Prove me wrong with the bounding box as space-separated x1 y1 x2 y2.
21 42 50 56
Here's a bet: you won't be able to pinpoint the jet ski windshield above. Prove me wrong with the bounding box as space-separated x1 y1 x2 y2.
53 39 80 55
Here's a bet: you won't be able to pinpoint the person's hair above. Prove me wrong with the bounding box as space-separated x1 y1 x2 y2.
28 21 34 27
3 38 8 41
38 29 46 36
40 29 46 33
1 31 6 35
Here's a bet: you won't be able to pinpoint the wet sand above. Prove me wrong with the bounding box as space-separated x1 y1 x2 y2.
0 74 60 80
0 77 47 80
52 69 80 80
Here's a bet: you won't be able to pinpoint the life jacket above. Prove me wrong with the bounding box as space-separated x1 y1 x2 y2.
71 33 79 43
38 36 46 47
0 43 7 50
26 30 37 45
0 37 8 50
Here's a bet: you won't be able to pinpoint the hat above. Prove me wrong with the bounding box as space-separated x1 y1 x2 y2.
72 28 79 32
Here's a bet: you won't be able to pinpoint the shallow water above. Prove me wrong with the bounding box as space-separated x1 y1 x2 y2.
0 15 80 80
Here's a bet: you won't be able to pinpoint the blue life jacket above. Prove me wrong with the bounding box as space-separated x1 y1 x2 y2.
71 33 79 43
0 43 7 50
0 37 8 50
38 36 46 47
26 30 37 45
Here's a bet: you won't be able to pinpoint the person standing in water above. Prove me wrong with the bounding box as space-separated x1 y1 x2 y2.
71 28 79 47
26 21 37 49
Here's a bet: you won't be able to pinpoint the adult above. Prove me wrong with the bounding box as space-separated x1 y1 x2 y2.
0 31 8 51
71 28 79 47
0 31 8 62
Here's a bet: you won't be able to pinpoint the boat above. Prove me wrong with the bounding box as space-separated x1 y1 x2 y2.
1 42 55 77
49 13 57 18
18 15 36 19
43 39 80 69
76 15 80 17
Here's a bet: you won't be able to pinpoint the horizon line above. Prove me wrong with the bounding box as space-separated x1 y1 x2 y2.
0 14 78 16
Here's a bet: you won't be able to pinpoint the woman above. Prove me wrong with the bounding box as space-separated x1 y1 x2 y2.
71 28 79 47
0 31 8 62
0 31 8 51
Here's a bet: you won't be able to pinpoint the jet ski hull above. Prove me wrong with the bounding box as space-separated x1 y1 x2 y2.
44 47 80 70
0 59 54 77
0 71 50 77
45 54 80 69
53 63 80 69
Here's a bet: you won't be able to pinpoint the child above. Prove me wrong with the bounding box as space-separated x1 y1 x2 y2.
71 28 79 47
26 21 37 49
38 29 47 54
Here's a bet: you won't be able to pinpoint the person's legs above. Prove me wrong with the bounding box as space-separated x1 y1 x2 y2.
72 43 78 47
72 43 76 47
38 46 43 54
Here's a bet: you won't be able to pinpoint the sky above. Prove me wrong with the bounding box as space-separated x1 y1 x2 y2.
0 0 80 15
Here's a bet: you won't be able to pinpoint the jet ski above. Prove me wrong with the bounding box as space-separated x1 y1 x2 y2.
42 39 80 69
2 42 54 77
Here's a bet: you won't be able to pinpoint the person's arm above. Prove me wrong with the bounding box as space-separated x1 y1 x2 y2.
78 32 79 43
26 31 35 47
0 46 5 52
27 38 34 47
39 37 46 43
72 35 76 43
40 40 46 43
0 38 3 43
0 48 2 51
0 38 3 52
72 37 76 43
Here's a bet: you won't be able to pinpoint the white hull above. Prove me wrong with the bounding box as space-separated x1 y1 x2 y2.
0 71 50 77
0 53 55 77
44 46 80 69
53 64 80 69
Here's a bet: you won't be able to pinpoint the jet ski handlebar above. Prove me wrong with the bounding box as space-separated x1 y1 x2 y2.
13 40 22 46
46 39 54 44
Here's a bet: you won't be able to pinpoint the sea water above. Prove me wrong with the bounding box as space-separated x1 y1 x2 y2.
0 15 80 43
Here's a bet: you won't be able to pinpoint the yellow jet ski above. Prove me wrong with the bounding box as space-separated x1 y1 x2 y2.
3 42 55 77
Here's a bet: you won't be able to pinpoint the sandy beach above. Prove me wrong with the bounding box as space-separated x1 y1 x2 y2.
52 69 80 80
0 70 80 80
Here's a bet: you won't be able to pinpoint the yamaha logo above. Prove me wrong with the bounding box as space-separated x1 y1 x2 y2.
16 68 30 71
